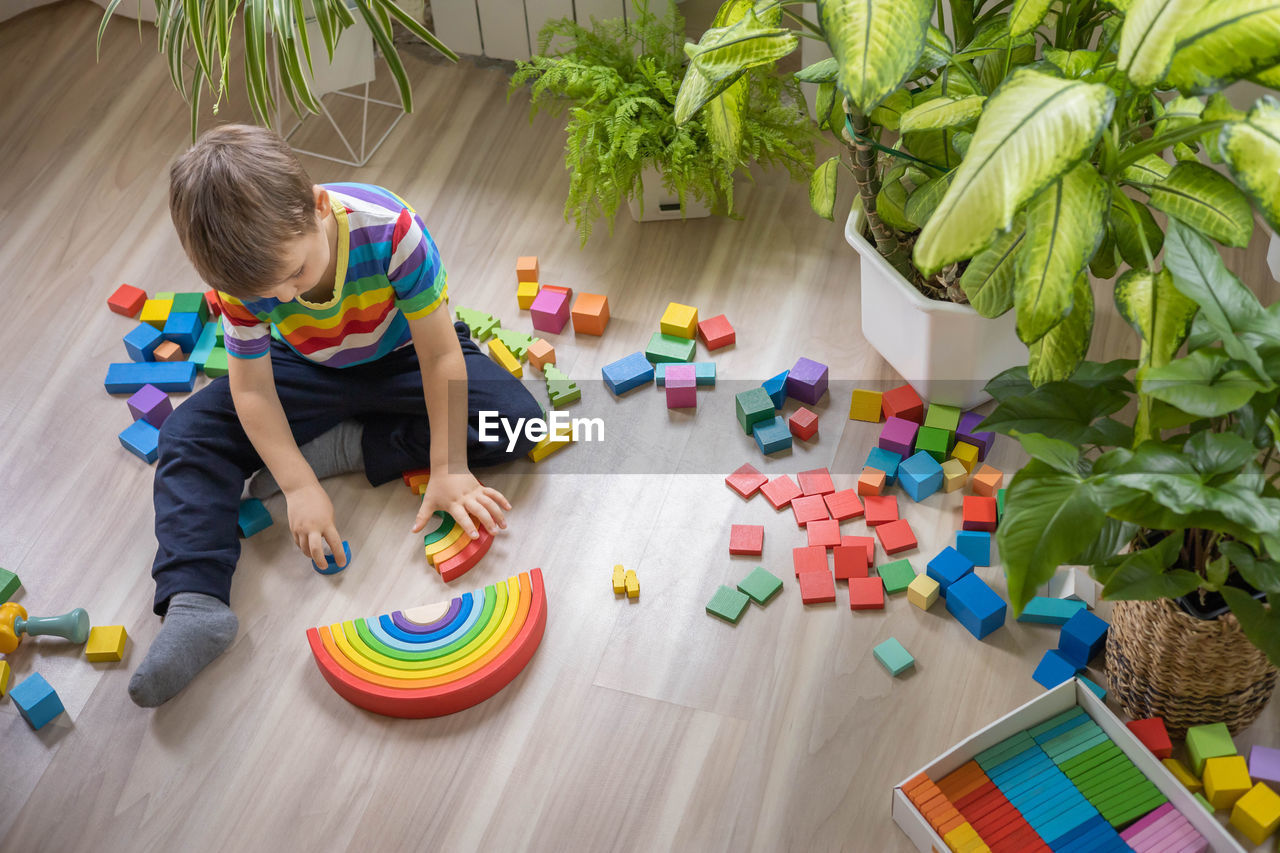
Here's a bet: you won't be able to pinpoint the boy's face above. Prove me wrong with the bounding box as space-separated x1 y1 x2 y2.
260 186 333 303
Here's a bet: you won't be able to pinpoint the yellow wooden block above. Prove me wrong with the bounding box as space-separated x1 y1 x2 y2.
1231 782 1280 845
140 298 173 330
659 302 698 339
951 441 979 473
1162 758 1202 793
528 425 572 463
849 389 883 422
1204 755 1252 810
517 280 540 309
612 565 626 595
907 574 939 610
424 523 465 560
488 337 523 378
85 625 128 662
941 458 967 493
0 658 8 696
624 569 639 599
943 823 977 850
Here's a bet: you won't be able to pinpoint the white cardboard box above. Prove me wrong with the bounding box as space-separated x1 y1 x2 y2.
891 679 1245 852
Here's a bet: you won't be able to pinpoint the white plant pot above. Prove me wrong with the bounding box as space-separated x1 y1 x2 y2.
627 164 711 223
846 206 1025 409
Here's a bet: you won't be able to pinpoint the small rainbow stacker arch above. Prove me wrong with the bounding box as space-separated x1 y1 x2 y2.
306 569 547 718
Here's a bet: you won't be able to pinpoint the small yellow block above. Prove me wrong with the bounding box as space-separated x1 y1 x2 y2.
941 458 968 493
624 570 639 599
1204 755 1252 810
943 823 977 850
907 574 940 610
85 625 128 662
849 389 883 422
517 280 540 309
528 424 572 462
488 337 523 378
951 441 979 473
1231 782 1280 845
659 302 698 339
140 298 173 330
612 565 626 595
1161 758 1202 793
0 658 9 696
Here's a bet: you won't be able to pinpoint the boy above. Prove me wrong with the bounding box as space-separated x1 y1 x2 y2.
129 124 542 707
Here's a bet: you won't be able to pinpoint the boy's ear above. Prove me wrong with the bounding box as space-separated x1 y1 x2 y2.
313 185 331 217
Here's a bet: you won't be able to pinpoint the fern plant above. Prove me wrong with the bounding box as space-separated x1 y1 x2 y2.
510 0 816 243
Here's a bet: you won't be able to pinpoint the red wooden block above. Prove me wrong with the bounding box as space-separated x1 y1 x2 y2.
697 313 735 350
726 463 768 499
962 496 998 532
760 475 802 509
798 467 835 496
791 494 830 526
833 545 869 579
729 524 764 556
798 569 836 604
842 535 876 567
863 495 900 527
848 577 885 610
789 407 819 441
806 518 841 548
204 289 223 317
824 489 864 521
108 283 146 317
876 519 918 554
882 384 925 423
436 526 492 582
1125 717 1173 759
793 546 829 577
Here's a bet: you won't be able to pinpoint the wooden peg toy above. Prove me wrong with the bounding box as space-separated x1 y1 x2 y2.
624 570 639 599
0 603 90 653
612 565 626 595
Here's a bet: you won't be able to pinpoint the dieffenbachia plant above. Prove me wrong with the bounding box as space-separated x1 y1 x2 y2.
675 0 1280 385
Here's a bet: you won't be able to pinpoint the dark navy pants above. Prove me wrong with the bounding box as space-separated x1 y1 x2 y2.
149 321 542 615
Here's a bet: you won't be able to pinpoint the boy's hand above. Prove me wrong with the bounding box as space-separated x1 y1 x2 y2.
285 482 347 570
413 471 510 539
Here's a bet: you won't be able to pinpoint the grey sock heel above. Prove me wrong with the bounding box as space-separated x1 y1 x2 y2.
128 592 239 707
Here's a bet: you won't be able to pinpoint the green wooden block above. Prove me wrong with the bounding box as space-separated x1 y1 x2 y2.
155 291 176 300
1186 722 1236 775
1101 787 1166 826
737 567 783 605
0 568 20 602
877 559 916 594
171 292 209 323
923 403 961 439
544 365 580 407
215 322 224 343
735 388 775 435
1060 742 1121 776
914 426 951 462
493 327 534 360
706 585 750 623
204 347 229 378
997 487 1006 519
456 307 500 341
645 332 696 364
1194 792 1214 812
873 637 915 676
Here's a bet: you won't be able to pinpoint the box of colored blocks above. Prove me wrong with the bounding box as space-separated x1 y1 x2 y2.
891 679 1242 852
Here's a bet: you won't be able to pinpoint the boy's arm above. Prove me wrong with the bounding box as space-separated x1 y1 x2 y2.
407 307 509 539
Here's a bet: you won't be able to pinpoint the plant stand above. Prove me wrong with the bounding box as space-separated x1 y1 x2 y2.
627 164 711 223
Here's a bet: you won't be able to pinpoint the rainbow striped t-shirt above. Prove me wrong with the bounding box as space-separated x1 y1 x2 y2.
218 182 447 368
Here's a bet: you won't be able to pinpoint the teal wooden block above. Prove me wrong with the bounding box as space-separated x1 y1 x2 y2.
873 637 915 676
10 672 64 730
645 332 696 363
762 370 789 408
119 420 160 463
706 585 750 623
737 567 783 604
655 362 715 386
237 499 273 537
955 530 991 566
878 559 916 594
736 388 775 435
753 416 793 455
1019 596 1087 625
0 567 20 602
189 321 219 371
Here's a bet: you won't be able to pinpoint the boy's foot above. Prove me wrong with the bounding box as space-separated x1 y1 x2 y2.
128 592 239 707
248 420 365 499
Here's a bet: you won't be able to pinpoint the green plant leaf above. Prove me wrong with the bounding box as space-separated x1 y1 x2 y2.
685 8 798 83
868 88 913 130
982 364 1132 440
817 0 933 113
1072 518 1140 565
810 156 839 220
898 95 986 132
1110 192 1164 269
1118 0 1202 87
1219 96 1280 233
876 171 917 230
1254 63 1280 86
796 57 839 83
1044 48 1105 78
1140 349 1269 416
1121 154 1173 188
1028 272 1094 385
910 26 954 79
1013 431 1083 474
1011 0 1054 37
1016 163 1108 344
1100 531 1200 599
1090 227 1120 278
371 0 457 61
1147 162 1254 248
960 216 1025 317
913 69 1115 275
1220 586 1280 667
1184 430 1259 477
1222 541 1280 592
1114 267 1198 370
904 171 955 227
1165 0 1280 94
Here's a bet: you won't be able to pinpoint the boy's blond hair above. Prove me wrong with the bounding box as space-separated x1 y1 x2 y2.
169 124 316 300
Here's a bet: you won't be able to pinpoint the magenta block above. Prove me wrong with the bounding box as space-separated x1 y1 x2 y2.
1249 744 1280 786
530 289 570 334
127 384 172 427
958 411 995 460
666 364 697 408
879 416 919 458
785 357 828 404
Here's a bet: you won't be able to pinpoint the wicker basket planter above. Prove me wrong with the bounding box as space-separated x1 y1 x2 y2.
1106 598 1278 737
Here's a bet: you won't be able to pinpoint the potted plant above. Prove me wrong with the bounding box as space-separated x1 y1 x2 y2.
509 0 817 244
982 217 1280 734
675 0 1280 407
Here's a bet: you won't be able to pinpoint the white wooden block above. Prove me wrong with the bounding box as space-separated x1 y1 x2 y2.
430 0 483 56
525 0 574 53
1049 566 1096 609
477 0 531 60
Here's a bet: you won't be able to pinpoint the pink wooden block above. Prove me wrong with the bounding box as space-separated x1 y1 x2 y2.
530 288 571 334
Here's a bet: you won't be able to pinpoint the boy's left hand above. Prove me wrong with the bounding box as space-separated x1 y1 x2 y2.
413 470 510 539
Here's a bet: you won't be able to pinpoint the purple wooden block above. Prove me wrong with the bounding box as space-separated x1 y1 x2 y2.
958 411 995 460
1249 744 1280 786
879 416 919 458
530 289 570 334
666 364 697 408
127 384 172 427
785 357 828 404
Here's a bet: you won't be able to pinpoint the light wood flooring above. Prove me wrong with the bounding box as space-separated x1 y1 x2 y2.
1 3 1277 851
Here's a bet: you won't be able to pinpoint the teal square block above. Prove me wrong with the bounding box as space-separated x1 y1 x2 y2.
873 638 915 676
878 559 916 594
707 585 750 623
915 426 951 462
736 388 775 435
645 332 696 364
737 567 783 604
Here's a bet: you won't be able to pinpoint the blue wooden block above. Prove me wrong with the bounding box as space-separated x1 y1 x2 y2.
124 323 163 362
1018 596 1087 625
105 361 197 394
898 451 943 502
10 672 65 730
1038 800 1100 846
1078 674 1107 700
753 415 793 455
163 312 203 353
601 352 654 396
119 420 160 463
762 370 789 409
1033 649 1082 689
237 498 273 537
926 547 974 598
955 530 991 566
189 321 219 371
315 540 352 575
945 572 1007 639
655 362 716 387
1059 609 1110 668
865 447 903 486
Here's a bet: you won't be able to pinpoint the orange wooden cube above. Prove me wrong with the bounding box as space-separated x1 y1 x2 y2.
153 341 183 362
571 293 610 335
857 468 886 496
527 339 556 370
972 464 1004 496
516 256 539 283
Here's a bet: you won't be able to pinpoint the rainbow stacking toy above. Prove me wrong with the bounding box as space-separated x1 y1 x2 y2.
306 569 547 718
403 468 495 582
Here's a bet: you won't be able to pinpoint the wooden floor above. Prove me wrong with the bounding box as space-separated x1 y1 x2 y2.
1 3 1277 851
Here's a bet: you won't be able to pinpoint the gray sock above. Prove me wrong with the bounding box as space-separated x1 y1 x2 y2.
128 592 239 708
249 420 365 499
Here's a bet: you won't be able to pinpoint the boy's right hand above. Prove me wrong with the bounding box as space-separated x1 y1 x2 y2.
285 482 347 571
